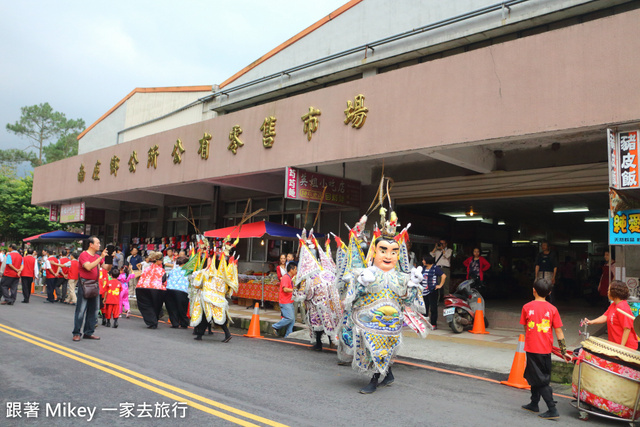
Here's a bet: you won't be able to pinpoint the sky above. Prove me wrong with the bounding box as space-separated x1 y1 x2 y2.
0 0 348 171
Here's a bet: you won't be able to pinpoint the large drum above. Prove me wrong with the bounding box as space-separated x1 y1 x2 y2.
572 336 640 420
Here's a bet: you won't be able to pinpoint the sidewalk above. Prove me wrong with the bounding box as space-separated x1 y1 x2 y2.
122 293 608 378
224 298 608 376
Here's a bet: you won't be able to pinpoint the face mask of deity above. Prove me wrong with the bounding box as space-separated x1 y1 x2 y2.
373 238 399 272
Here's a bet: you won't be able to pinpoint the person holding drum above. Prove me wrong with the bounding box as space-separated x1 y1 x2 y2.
584 280 638 350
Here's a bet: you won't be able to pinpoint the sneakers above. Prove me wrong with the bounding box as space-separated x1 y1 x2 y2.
521 403 539 413
538 407 559 420
272 326 279 336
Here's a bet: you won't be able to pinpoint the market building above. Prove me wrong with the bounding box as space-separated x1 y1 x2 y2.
32 0 640 300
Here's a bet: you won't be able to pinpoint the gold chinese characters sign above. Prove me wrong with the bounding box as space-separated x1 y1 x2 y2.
344 94 368 129
129 151 139 173
147 145 159 169
172 139 185 164
77 164 85 183
198 133 211 160
110 156 120 177
301 107 321 141
228 126 244 154
260 116 277 148
92 161 101 181
77 93 370 183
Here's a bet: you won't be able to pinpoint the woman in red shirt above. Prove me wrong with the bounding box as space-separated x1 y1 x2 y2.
585 280 638 350
462 248 491 283
276 253 286 281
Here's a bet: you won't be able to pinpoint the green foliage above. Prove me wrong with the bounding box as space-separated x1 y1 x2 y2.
6 102 85 165
0 148 39 169
0 174 61 241
43 133 79 163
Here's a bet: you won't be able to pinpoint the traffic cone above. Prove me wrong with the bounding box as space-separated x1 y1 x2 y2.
244 302 263 338
500 334 530 389
469 298 489 334
31 281 35 294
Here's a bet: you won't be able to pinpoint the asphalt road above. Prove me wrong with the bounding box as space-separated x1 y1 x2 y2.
0 293 618 427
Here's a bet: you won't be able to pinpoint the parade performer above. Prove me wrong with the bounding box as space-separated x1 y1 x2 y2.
190 236 238 342
337 202 429 394
294 231 342 351
103 267 122 328
136 252 166 329
118 265 134 318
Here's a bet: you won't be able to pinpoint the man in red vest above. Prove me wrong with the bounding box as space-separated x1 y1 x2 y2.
43 249 59 303
20 248 38 303
65 252 79 305
1 244 24 305
57 250 70 303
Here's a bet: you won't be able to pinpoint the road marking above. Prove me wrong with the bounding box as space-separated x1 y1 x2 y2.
0 323 288 427
22 291 574 400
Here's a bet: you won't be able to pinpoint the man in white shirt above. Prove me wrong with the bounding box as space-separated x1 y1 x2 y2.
163 248 175 274
430 239 453 300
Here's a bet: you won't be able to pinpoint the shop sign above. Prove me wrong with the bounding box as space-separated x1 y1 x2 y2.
60 202 86 223
608 129 640 189
609 208 640 244
49 204 60 222
284 166 360 208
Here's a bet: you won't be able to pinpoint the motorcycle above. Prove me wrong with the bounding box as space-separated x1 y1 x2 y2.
443 279 488 333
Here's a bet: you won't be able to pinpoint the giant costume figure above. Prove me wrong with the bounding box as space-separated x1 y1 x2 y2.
189 236 239 342
294 231 342 351
337 208 430 394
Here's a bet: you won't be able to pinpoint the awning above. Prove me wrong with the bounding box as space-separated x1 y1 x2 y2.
204 220 323 240
23 230 90 242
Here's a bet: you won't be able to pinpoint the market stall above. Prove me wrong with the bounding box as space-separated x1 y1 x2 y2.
204 220 323 306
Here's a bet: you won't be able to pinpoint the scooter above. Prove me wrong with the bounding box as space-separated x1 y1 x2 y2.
443 279 488 333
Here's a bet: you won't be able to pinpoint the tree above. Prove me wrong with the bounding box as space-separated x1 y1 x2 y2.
0 174 61 241
43 133 79 163
6 103 85 166
0 148 39 168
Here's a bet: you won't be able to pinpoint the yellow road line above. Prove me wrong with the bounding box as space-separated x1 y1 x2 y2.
0 323 287 427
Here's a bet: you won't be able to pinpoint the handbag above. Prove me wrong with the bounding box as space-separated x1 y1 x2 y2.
80 278 99 299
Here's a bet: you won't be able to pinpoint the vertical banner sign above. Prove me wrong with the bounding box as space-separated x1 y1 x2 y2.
49 204 60 222
618 130 639 189
284 166 361 208
607 128 619 188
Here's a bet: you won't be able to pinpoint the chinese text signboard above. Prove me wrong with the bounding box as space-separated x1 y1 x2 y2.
60 202 86 224
610 209 640 244
49 205 59 222
285 167 360 208
608 129 640 189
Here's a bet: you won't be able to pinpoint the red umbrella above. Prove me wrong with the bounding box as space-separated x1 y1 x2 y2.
204 220 322 240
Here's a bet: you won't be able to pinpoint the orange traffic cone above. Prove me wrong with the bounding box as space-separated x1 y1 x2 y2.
244 302 263 338
31 281 35 295
469 298 489 334
500 334 530 389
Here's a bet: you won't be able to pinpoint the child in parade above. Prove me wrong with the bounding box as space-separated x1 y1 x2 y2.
421 255 446 330
520 278 566 420
118 263 134 318
103 267 123 328
99 264 110 325
584 280 638 350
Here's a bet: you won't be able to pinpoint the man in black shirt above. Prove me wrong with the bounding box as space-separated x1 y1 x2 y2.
534 241 557 300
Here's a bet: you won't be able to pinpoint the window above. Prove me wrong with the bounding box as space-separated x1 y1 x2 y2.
267 198 282 212
250 238 267 262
